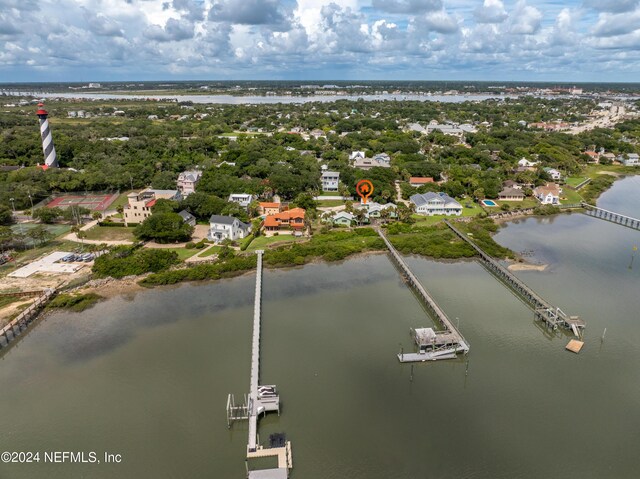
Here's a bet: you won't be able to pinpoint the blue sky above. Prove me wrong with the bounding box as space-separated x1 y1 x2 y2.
1 0 640 82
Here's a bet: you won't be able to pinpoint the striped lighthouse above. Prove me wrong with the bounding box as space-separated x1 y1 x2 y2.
36 103 58 169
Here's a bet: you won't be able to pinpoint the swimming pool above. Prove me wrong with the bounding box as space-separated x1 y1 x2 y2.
481 200 498 207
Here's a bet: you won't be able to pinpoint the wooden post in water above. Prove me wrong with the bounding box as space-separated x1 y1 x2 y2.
601 328 607 342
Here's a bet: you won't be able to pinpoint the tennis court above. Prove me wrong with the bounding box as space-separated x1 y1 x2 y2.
46 193 119 212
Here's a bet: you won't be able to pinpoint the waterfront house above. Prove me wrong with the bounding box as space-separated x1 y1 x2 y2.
258 202 283 216
584 151 600 164
176 170 202 196
228 193 254 209
533 183 561 205
498 187 525 202
409 177 434 187
618 153 639 166
123 188 182 226
263 208 306 233
178 210 196 227
331 211 355 226
410 192 462 216
365 202 398 219
208 215 251 243
543 167 563 181
321 171 340 192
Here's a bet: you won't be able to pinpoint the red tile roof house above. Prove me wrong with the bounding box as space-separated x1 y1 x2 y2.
409 177 435 187
263 208 306 235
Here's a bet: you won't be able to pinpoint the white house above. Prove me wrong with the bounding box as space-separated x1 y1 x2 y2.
543 167 562 180
533 183 561 205
349 151 366 161
410 192 462 216
618 153 639 166
228 193 254 209
208 215 251 243
330 211 355 226
177 169 202 196
518 158 539 168
321 171 340 192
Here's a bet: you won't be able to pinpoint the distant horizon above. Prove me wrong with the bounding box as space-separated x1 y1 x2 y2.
2 79 640 86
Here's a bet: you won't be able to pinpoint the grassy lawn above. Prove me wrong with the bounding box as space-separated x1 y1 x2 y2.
461 202 485 217
162 248 200 261
83 226 136 242
561 188 584 205
109 191 134 211
317 200 345 207
583 164 635 179
411 214 446 226
565 177 588 188
198 245 222 257
246 235 304 252
495 198 539 210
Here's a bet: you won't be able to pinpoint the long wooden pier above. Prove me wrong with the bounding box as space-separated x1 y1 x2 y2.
581 202 640 231
0 289 56 351
444 220 585 337
377 229 469 362
226 251 293 479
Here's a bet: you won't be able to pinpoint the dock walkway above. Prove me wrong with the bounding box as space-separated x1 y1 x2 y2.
444 220 585 336
0 289 56 351
581 203 640 231
226 251 293 478
377 229 469 361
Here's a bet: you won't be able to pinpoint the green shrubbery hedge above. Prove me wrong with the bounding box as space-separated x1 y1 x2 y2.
92 246 179 278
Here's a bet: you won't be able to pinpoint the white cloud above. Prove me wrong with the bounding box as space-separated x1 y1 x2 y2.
474 0 508 24
2 0 640 80
509 1 542 35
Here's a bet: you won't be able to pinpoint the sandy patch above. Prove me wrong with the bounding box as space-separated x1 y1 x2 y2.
73 275 148 299
507 262 547 272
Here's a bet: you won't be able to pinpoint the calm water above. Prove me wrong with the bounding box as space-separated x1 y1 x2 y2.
1 177 639 478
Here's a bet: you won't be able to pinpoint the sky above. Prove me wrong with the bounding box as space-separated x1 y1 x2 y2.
1 0 640 82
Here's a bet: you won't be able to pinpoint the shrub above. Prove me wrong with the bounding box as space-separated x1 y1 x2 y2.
185 242 196 249
92 246 179 278
48 293 103 312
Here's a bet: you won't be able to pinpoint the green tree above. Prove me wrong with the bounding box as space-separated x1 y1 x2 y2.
0 226 13 251
135 212 194 243
26 224 53 246
292 192 317 211
33 207 62 224
0 206 13 225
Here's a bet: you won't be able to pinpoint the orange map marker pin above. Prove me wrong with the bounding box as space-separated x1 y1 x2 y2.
356 179 374 204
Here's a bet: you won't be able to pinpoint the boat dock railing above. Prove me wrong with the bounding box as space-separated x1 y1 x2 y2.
0 288 56 351
377 228 469 360
444 220 585 336
226 250 293 477
581 203 640 231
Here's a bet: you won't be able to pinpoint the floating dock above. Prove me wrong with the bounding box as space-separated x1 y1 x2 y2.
377 229 469 362
444 220 585 337
226 250 293 478
581 203 640 231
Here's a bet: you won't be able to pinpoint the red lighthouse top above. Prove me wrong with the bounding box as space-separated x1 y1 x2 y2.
36 102 48 116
